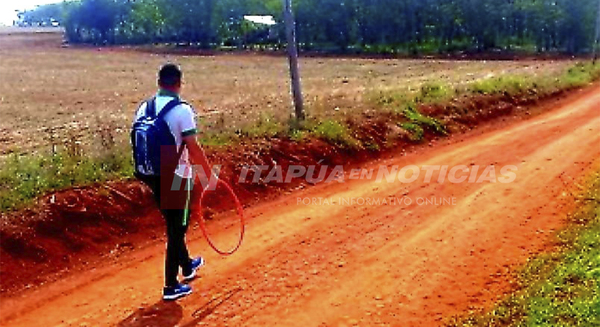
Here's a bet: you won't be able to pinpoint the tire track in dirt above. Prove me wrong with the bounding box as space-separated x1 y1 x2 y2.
1 86 599 327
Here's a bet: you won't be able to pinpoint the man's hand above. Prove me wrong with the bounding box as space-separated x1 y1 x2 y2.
183 135 212 179
183 135 218 216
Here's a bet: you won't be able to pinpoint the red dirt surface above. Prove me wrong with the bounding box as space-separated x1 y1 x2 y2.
0 84 577 295
1 86 599 326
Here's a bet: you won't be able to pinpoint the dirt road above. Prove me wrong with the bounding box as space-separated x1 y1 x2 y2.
1 86 599 326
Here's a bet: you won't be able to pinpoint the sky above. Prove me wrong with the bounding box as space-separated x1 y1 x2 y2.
0 0 62 26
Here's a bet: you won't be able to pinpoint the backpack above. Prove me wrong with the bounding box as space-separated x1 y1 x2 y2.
131 97 184 180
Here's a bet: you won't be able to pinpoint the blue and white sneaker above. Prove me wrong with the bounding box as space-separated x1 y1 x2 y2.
183 257 205 281
163 283 192 301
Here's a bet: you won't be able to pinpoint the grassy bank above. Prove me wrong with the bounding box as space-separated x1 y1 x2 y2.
1 61 599 212
448 171 600 326
205 61 600 147
0 128 132 211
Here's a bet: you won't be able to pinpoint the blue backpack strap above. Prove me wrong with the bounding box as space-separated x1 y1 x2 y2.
146 97 157 118
157 99 182 120
156 98 186 157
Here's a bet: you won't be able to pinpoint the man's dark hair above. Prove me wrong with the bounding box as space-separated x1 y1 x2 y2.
159 64 182 87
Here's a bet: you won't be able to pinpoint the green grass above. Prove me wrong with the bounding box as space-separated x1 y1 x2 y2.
418 81 453 104
371 62 600 144
399 122 425 142
308 119 359 148
0 124 134 211
0 146 133 212
403 104 448 135
371 84 449 140
372 89 414 108
466 62 600 98
239 113 286 139
468 75 535 96
199 132 236 147
558 62 600 89
289 128 308 142
448 172 600 327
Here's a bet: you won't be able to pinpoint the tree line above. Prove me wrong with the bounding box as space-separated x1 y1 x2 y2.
18 0 600 55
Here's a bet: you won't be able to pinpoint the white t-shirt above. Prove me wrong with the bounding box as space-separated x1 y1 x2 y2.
135 94 198 178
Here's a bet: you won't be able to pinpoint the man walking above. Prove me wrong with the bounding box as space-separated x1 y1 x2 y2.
131 64 215 300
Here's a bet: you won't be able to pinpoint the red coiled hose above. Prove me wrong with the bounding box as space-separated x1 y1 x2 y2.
198 180 245 256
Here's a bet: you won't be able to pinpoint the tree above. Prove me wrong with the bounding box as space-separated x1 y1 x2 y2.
123 0 165 43
59 0 600 55
17 3 63 27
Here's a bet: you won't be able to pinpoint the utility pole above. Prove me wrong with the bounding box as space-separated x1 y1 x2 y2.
595 0 600 63
283 0 305 121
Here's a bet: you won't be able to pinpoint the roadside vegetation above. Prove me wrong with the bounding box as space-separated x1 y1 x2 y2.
0 126 132 211
448 170 600 327
1 61 598 212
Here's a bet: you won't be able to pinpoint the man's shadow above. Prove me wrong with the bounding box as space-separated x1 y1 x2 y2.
180 288 242 327
117 301 183 327
117 288 241 327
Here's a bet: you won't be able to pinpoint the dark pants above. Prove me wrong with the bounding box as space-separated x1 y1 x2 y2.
145 174 193 287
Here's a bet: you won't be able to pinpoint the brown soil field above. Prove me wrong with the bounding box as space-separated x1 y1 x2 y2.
0 31 574 155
